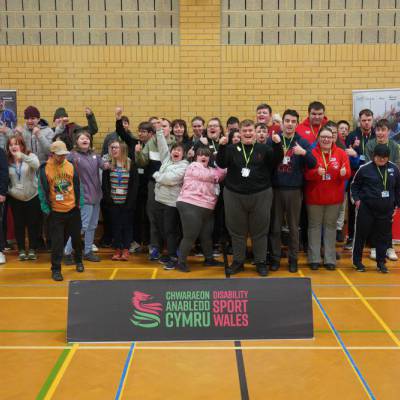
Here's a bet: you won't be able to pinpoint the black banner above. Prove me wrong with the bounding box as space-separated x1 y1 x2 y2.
67 278 313 342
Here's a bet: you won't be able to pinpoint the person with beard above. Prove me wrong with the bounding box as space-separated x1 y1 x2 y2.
268 109 316 273
351 144 400 273
217 119 283 277
52 107 98 151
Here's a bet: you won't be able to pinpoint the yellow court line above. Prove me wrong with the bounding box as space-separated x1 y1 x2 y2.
43 343 79 400
298 269 374 400
109 268 119 280
338 269 400 348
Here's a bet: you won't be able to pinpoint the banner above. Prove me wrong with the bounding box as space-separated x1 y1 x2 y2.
67 278 313 342
352 88 400 141
0 89 17 129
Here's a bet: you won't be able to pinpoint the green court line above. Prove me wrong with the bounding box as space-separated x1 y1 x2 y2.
36 346 72 400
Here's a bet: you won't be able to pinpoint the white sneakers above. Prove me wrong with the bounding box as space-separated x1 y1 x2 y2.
370 247 398 261
0 251 6 264
91 244 98 252
387 248 398 261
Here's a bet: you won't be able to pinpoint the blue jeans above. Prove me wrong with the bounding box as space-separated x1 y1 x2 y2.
65 202 100 255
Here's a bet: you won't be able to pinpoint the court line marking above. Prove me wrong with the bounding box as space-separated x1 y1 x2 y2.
299 270 376 400
1 296 400 300
114 267 158 400
37 267 120 399
1 345 399 351
338 269 400 348
0 267 156 270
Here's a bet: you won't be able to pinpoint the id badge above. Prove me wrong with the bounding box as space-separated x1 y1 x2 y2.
323 174 331 181
282 156 290 165
382 191 389 198
16 183 24 190
138 168 144 175
359 155 366 161
55 194 64 201
116 188 124 195
241 168 250 178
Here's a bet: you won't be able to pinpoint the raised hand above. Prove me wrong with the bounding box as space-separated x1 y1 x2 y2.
200 136 208 146
271 132 281 143
85 107 93 116
292 142 306 156
345 147 357 157
135 143 142 153
32 126 41 137
317 166 326 176
353 138 360 148
115 107 123 120
219 136 228 146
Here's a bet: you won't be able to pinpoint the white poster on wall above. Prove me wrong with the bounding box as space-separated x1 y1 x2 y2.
352 88 400 141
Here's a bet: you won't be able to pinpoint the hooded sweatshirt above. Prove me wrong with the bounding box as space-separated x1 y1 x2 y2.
152 130 189 207
21 123 55 163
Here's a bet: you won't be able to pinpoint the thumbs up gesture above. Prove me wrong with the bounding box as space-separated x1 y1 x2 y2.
271 132 281 144
292 142 306 156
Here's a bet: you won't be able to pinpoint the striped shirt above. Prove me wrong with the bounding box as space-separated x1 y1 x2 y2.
110 166 129 204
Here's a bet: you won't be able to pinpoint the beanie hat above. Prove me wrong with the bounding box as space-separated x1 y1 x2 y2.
373 144 390 158
53 107 68 121
24 106 40 119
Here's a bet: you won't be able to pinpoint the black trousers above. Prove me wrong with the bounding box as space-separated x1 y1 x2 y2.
353 201 392 265
0 202 5 251
100 198 113 245
9 195 41 251
154 201 179 257
110 204 133 250
49 207 82 271
347 179 356 239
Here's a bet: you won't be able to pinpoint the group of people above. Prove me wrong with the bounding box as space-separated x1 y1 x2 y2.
0 101 399 281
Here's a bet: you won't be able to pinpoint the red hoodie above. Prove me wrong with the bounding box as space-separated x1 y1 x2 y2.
296 116 329 145
304 143 351 205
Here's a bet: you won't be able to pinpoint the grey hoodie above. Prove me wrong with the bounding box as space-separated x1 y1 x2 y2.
153 130 189 207
21 124 55 163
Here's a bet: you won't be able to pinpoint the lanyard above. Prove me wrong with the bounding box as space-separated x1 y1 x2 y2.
241 143 254 167
282 135 294 155
210 140 218 153
361 133 370 154
321 150 331 170
310 124 321 139
376 166 387 191
12 162 23 181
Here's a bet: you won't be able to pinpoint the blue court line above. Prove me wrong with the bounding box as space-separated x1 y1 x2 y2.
313 291 376 400
115 341 136 400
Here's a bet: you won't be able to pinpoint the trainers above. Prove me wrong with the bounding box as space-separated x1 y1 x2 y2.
176 262 190 273
159 255 171 265
324 263 336 271
377 263 388 273
309 263 319 270
91 244 99 252
27 249 37 260
256 263 268 277
83 251 101 262
386 248 398 261
149 247 160 261
18 250 27 261
0 252 5 264
226 261 244 275
212 246 222 257
353 263 366 272
120 249 129 261
344 238 353 250
112 249 122 261
270 261 280 272
288 261 298 273
203 258 224 267
129 241 142 254
164 257 178 270
370 248 376 260
64 254 75 265
76 262 84 273
52 270 64 281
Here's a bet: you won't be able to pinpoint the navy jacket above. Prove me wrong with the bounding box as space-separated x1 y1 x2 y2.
345 127 376 171
351 161 400 213
267 133 316 189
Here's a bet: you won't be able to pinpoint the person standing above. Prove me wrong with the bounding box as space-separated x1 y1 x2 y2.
216 119 283 276
7 135 41 261
297 101 329 145
304 127 350 270
268 109 316 273
0 146 8 264
351 144 400 273
38 141 84 281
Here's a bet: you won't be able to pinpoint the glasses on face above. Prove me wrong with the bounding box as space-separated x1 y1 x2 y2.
110 146 120 150
208 124 219 128
319 136 333 140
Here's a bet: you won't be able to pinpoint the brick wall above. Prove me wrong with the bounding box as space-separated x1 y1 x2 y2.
1 0 400 149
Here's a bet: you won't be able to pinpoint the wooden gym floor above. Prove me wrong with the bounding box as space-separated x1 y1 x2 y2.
0 245 399 400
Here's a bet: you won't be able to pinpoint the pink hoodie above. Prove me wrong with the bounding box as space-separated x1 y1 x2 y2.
177 162 226 210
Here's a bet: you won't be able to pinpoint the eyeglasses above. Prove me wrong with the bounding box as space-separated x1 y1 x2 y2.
208 124 220 128
110 146 120 149
319 136 333 140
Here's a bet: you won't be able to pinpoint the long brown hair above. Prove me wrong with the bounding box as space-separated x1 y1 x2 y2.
108 139 131 170
6 135 30 164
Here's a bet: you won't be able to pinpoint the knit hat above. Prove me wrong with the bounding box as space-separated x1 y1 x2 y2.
53 107 68 121
50 140 69 155
24 106 40 119
373 144 390 158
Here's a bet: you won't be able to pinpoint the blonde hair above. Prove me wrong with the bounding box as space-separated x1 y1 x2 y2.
108 140 131 170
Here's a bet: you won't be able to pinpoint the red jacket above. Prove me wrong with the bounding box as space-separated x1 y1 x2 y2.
304 143 351 205
296 116 329 145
